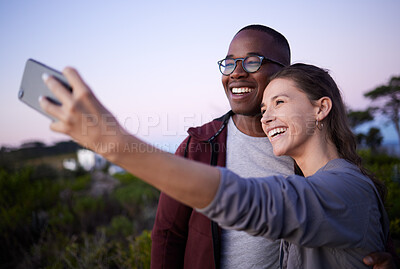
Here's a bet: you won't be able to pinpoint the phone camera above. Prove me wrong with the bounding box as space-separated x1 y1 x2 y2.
18 89 24 99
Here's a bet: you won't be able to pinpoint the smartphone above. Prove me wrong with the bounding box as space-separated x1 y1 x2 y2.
18 59 72 121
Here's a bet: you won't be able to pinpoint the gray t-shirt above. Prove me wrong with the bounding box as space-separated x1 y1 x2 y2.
221 118 294 269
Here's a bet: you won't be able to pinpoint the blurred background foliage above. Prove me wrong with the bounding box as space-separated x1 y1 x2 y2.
359 149 400 241
0 144 158 269
0 142 399 268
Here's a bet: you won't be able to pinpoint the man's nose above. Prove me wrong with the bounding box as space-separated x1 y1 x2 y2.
230 60 248 79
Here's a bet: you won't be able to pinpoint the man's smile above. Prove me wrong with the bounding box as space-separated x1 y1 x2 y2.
231 87 254 94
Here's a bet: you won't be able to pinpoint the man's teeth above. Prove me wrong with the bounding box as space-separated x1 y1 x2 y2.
232 87 253 94
268 127 287 138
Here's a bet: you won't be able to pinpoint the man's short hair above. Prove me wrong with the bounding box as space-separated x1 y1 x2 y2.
237 24 291 65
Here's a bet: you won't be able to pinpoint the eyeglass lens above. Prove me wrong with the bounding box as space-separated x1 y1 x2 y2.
220 56 262 75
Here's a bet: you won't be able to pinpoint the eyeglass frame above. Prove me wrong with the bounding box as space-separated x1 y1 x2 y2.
217 55 286 76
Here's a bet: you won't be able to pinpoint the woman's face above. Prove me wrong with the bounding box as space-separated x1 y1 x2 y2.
260 78 319 158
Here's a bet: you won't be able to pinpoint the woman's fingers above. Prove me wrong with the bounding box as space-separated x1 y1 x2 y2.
63 67 91 97
49 120 70 134
40 66 124 155
62 66 105 115
41 67 94 124
39 96 63 122
42 73 72 106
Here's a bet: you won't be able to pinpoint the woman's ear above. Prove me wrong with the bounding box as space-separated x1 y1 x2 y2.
315 97 332 121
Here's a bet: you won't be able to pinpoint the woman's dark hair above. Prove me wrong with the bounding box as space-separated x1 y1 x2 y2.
270 63 387 201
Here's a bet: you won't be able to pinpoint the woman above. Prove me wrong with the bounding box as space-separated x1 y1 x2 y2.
40 63 388 268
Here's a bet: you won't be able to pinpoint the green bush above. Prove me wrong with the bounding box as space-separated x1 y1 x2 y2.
358 149 400 247
113 230 152 269
113 173 159 205
0 166 64 267
68 174 92 191
62 231 112 269
131 230 152 269
107 215 136 238
112 173 159 223
0 164 161 268
74 196 105 216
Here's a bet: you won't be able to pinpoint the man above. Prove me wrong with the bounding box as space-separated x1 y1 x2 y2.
150 25 398 269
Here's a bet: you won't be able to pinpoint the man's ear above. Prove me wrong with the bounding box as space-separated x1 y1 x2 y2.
315 97 332 121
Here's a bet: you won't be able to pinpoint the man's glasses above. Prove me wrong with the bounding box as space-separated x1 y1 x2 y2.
217 55 285 76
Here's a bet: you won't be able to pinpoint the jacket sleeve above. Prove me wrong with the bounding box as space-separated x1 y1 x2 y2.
198 167 385 250
151 137 192 269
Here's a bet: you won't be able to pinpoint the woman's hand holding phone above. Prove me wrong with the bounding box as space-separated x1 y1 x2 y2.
39 67 127 160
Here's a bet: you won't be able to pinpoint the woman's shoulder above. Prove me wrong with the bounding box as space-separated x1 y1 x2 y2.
319 158 357 172
311 158 376 194
317 158 367 180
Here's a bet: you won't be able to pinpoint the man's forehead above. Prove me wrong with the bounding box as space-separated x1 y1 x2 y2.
232 30 274 44
228 30 275 54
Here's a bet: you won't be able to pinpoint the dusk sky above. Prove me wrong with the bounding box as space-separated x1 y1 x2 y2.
1 0 399 151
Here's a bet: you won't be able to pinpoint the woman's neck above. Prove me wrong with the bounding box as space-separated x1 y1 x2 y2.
294 138 340 177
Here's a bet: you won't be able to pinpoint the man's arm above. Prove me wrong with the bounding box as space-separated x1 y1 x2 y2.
363 236 400 269
363 252 398 269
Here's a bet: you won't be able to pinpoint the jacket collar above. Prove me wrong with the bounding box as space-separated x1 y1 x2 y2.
187 111 233 142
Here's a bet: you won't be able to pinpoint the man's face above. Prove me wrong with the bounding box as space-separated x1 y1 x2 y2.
222 30 287 116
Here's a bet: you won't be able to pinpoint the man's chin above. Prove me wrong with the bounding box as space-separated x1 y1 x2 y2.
232 109 261 117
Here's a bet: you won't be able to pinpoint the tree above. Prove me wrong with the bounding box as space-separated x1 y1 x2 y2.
347 109 374 129
364 76 400 147
355 133 366 146
346 110 383 152
365 127 383 153
347 109 373 147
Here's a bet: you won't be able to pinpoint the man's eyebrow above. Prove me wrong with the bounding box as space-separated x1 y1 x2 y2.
247 52 262 56
225 52 263 58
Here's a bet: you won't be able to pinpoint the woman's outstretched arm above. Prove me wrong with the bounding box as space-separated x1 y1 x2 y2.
39 67 220 209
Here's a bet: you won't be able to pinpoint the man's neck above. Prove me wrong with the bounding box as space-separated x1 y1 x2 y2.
232 114 266 137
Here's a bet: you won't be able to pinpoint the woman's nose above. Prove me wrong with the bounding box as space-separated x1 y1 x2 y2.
261 110 275 125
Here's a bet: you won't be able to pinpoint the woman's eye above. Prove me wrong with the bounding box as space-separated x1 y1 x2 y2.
276 100 284 105
261 109 266 115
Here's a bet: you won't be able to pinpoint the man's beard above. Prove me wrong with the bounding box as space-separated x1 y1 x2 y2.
233 110 262 117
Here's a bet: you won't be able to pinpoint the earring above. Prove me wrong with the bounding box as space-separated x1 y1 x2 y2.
316 119 324 130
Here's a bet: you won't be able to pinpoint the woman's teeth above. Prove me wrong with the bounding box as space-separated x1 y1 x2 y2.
268 127 287 138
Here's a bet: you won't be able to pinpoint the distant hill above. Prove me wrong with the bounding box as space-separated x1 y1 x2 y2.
0 140 83 170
